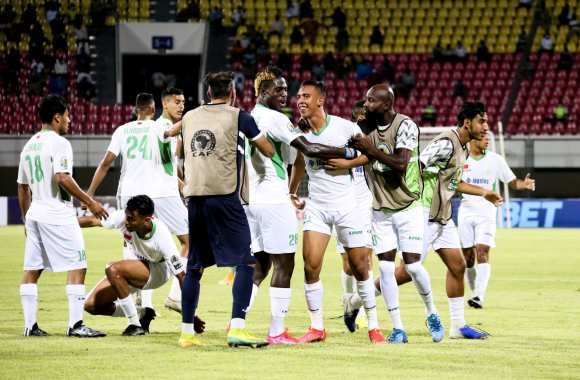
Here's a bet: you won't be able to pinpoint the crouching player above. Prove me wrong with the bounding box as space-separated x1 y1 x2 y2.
81 195 205 336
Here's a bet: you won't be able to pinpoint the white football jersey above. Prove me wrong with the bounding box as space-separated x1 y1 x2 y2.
248 104 302 204
102 210 183 274
108 120 179 198
460 151 516 219
303 114 361 210
17 129 77 225
154 115 180 194
352 164 372 207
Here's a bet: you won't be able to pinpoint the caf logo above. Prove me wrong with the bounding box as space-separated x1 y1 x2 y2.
191 130 216 157
372 142 393 173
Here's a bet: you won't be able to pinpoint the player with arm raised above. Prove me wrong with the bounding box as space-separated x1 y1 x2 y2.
396 101 501 339
459 133 535 309
82 195 205 336
325 84 443 343
288 81 385 344
17 95 108 337
244 67 358 344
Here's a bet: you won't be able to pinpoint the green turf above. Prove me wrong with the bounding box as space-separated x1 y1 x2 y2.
0 226 579 379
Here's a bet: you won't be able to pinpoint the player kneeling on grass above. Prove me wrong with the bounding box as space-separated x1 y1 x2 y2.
81 195 205 336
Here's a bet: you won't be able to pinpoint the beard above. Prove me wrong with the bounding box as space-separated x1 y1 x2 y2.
359 110 382 134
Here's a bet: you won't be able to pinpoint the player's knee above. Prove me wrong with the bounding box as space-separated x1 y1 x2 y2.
451 259 466 278
105 263 119 280
84 298 97 315
476 246 490 263
404 261 423 276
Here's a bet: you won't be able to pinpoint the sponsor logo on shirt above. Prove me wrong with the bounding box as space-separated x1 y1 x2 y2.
60 157 69 170
191 130 216 157
465 178 490 185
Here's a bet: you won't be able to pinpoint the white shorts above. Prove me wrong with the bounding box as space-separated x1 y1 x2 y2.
336 205 372 254
422 208 461 263
128 261 172 292
24 219 87 272
458 214 496 248
246 202 298 254
372 205 424 255
304 204 371 249
119 196 188 236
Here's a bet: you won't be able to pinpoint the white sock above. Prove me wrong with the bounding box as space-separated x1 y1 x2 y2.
168 257 186 301
140 289 154 309
20 284 38 330
340 271 356 294
475 263 491 301
182 323 194 334
245 284 259 313
466 266 477 293
269 287 291 336
448 297 465 332
66 284 85 328
378 261 403 330
357 277 380 330
304 281 324 330
230 318 246 329
118 295 141 326
406 262 438 316
113 302 144 318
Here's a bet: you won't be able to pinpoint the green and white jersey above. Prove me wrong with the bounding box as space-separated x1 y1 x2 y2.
102 210 183 274
248 104 302 204
154 115 180 195
17 129 76 224
461 151 515 219
420 138 454 208
304 114 361 210
108 120 179 198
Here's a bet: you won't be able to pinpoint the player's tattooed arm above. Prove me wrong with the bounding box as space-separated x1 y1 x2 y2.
349 134 410 174
17 184 31 223
457 181 504 206
289 152 306 209
509 173 536 191
291 136 356 160
324 154 370 170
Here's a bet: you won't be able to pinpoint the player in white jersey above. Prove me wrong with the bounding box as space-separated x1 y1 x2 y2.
87 93 183 317
17 95 108 337
154 87 190 313
81 195 205 335
289 81 386 344
244 67 360 344
459 133 535 309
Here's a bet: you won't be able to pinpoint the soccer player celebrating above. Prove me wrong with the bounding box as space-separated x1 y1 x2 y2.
179 71 274 348
17 95 108 337
459 133 535 309
245 67 358 344
396 101 502 339
81 195 205 336
326 85 443 343
289 81 385 344
87 93 186 319
155 87 190 313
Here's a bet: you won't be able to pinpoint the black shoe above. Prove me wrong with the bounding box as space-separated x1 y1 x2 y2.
122 324 146 336
67 320 106 337
24 323 49 337
468 296 483 309
139 307 156 333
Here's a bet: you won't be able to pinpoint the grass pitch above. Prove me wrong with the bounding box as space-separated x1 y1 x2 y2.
0 226 579 379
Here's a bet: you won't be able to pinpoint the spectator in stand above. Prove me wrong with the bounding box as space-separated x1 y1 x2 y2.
369 25 385 47
476 40 492 63
557 47 573 70
208 7 224 31
299 0 314 19
269 14 285 36
287 1 300 19
301 50 313 71
382 57 396 83
242 44 257 66
518 0 532 9
323 52 337 72
337 55 354 79
539 33 554 52
312 60 325 81
453 80 469 98
231 40 245 62
336 27 349 52
233 71 245 94
421 102 438 124
516 29 528 53
240 33 251 49
22 3 36 26
455 41 467 62
331 7 346 28
356 59 373 80
290 25 303 45
301 17 320 45
442 43 455 62
46 1 59 23
277 49 292 71
54 57 68 76
432 40 444 62
77 73 96 100
397 68 416 97
176 2 200 22
288 77 300 97
552 104 569 122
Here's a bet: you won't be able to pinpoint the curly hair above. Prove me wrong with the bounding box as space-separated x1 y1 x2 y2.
254 66 283 97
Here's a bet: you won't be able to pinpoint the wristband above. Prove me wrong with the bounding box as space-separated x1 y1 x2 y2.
344 147 356 159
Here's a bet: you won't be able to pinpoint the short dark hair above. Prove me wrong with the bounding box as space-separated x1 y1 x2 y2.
161 87 184 98
126 195 155 217
300 80 326 96
38 95 68 124
205 71 234 99
351 100 365 121
457 101 486 127
135 93 154 111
